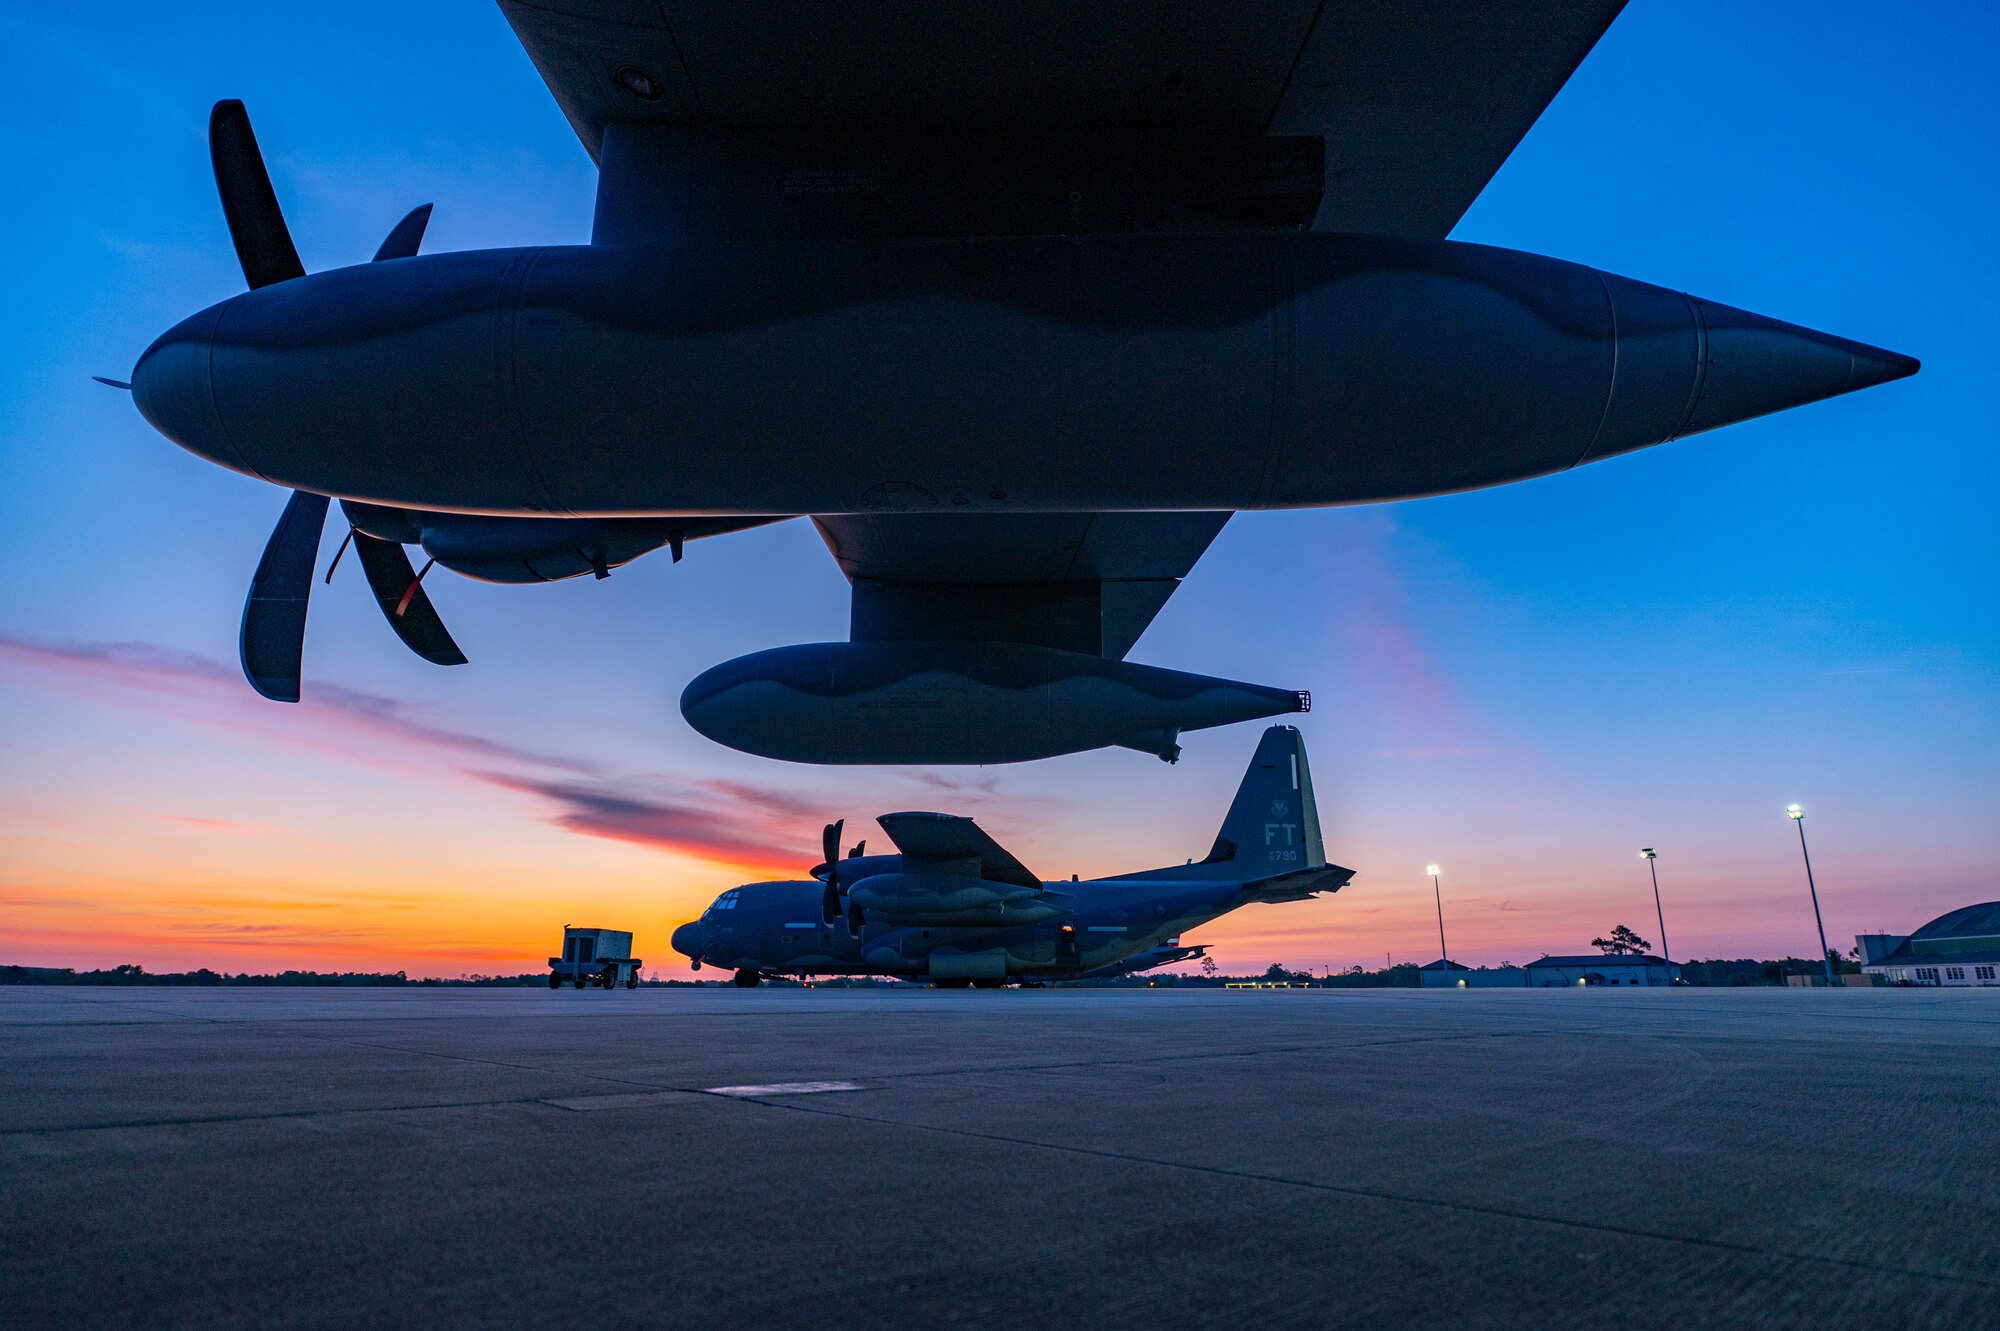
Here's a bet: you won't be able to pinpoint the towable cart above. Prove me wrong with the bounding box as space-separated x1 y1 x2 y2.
548 926 642 990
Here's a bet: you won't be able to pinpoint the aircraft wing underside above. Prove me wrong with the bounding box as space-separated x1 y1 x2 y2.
813 511 1230 660
499 0 1625 238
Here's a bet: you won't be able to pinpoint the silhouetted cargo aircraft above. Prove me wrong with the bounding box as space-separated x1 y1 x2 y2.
117 2 1915 764
671 725 1348 985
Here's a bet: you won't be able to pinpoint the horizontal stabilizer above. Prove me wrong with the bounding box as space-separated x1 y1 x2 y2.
1245 864 1355 901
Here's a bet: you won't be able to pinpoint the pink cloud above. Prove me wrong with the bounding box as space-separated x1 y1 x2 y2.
473 771 805 874
0 631 813 875
0 633 589 776
1367 745 1513 760
163 815 283 834
1304 515 1518 762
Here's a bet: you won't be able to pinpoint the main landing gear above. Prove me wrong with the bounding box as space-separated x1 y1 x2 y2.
733 969 762 988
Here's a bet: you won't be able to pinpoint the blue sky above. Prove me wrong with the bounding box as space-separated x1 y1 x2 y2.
0 0 1992 975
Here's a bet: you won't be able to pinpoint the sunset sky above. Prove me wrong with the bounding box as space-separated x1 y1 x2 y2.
2 0 1994 978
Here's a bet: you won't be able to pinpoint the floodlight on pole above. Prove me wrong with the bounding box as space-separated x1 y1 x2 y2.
1639 848 1671 966
1787 804 1837 988
1426 866 1447 964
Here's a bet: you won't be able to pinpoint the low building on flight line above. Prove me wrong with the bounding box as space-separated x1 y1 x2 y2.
1419 960 1525 988
1858 902 2000 987
1418 956 1680 988
1523 954 1679 987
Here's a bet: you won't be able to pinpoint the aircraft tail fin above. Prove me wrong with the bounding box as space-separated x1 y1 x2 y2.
1167 725 1327 882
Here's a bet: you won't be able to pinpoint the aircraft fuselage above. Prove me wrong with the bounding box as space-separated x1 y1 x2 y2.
673 875 1250 982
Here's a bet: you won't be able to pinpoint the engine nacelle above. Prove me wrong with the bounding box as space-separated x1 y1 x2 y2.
848 871 1039 920
418 515 679 584
339 505 786 584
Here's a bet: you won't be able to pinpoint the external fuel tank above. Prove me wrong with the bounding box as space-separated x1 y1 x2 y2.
133 233 1915 519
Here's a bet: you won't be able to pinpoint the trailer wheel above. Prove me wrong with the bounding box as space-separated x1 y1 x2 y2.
626 974 638 989
599 971 615 990
573 975 588 989
547 972 562 990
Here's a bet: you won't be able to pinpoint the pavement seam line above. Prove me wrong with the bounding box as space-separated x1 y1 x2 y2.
739 1096 2000 1293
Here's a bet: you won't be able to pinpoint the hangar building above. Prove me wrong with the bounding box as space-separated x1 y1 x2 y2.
1419 961 1529 988
1523 955 1679 987
1417 957 1681 987
1857 902 2000 986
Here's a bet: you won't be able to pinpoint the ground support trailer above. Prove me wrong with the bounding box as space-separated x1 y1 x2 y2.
548 927 642 990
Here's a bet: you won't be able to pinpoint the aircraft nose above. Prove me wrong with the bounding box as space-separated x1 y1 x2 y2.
130 301 256 476
671 922 706 960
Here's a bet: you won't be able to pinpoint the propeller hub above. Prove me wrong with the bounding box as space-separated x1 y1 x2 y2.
131 301 252 478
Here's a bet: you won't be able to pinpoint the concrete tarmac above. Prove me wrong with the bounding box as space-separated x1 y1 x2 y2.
3 985 1996 1330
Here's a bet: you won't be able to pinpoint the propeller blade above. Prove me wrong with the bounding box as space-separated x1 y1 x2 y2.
351 533 468 666
371 203 433 263
208 100 305 290
239 490 330 702
93 376 132 390
820 819 844 924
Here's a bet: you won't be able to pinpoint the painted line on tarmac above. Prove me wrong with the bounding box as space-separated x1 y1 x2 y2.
704 1081 863 1097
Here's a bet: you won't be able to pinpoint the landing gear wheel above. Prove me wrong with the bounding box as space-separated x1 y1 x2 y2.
972 978 1004 989
733 969 762 988
548 972 562 990
935 978 972 989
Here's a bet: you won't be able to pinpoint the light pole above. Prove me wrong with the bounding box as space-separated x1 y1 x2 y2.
1427 865 1447 963
1640 848 1671 966
1788 804 1837 988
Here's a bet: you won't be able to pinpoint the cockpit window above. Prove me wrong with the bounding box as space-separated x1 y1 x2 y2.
703 889 741 919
